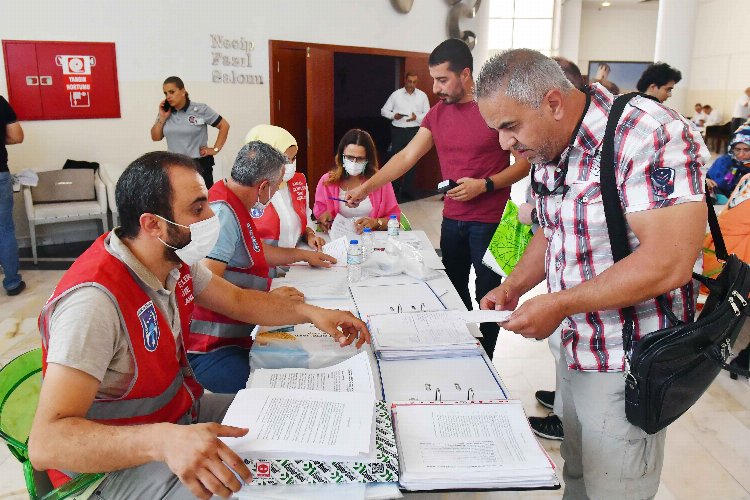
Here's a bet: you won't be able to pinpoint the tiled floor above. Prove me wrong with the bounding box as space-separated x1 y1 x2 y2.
1 194 750 499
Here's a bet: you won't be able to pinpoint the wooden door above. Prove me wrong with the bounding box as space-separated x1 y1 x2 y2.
270 46 308 178
404 55 442 192
305 47 335 200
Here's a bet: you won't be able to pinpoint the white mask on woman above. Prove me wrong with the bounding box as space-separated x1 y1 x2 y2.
156 214 221 266
343 157 367 176
282 161 296 182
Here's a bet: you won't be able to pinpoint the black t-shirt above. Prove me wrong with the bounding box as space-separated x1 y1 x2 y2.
0 96 18 173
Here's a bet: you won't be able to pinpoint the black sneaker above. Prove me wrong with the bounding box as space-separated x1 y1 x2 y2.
7 281 26 296
535 389 555 410
528 414 564 441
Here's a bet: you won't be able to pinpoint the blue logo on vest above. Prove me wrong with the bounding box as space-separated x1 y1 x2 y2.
137 301 160 352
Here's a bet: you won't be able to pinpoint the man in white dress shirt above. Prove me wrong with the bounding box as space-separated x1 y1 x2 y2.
381 72 430 200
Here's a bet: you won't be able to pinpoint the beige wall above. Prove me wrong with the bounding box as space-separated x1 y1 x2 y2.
686 0 750 123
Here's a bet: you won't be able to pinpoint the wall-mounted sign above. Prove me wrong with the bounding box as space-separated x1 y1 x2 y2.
3 40 120 120
210 34 263 85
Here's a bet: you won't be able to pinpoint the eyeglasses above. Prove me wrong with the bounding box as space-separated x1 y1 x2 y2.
342 154 368 163
732 147 750 154
529 155 571 197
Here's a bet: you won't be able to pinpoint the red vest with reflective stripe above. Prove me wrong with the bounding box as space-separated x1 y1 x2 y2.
187 180 270 353
253 173 308 244
38 234 203 487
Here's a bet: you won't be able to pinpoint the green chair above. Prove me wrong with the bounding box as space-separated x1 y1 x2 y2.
0 348 104 499
399 212 412 231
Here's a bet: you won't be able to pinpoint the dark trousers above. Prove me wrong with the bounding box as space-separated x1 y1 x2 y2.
194 156 215 189
732 117 746 133
389 126 420 198
440 217 502 358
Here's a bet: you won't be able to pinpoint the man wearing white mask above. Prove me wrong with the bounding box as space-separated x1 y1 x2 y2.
245 125 325 252
30 151 370 500
188 141 338 393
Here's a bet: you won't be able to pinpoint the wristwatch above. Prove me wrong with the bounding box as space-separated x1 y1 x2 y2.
530 208 539 225
484 177 495 192
213 147 219 153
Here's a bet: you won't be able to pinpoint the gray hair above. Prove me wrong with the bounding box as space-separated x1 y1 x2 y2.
231 141 285 186
475 49 574 108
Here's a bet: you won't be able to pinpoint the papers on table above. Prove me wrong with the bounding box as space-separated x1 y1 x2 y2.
249 352 376 399
378 355 509 401
330 214 357 242
321 237 348 267
222 388 373 461
274 265 350 300
350 282 446 317
392 400 558 491
250 324 362 370
367 311 481 359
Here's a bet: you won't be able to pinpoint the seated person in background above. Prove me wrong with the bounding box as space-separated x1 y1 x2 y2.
703 104 723 126
29 151 369 500
188 142 345 393
692 102 706 127
245 124 325 251
314 128 400 234
706 127 750 202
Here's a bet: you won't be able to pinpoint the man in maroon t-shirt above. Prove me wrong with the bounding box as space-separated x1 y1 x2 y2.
346 39 530 358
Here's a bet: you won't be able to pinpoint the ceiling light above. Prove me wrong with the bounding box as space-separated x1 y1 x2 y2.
601 1 611 6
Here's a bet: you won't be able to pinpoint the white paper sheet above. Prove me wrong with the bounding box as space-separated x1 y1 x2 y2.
222 388 373 458
368 311 477 349
274 266 350 299
453 309 512 323
330 214 358 243
249 352 375 398
321 237 348 267
350 282 446 317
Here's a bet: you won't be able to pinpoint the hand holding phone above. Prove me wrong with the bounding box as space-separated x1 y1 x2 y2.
162 100 171 112
437 179 459 194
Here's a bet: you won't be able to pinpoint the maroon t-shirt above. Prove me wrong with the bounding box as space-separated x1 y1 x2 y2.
421 100 510 223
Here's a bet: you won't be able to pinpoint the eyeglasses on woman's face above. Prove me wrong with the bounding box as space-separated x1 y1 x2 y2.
342 154 368 164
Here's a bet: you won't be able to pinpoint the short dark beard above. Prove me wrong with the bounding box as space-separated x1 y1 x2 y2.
162 223 191 264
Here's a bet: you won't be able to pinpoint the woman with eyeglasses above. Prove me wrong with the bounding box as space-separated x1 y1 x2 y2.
245 124 326 251
706 126 750 204
314 129 400 233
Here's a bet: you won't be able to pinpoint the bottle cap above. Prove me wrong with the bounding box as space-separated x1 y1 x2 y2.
350 239 358 244
363 228 371 233
390 215 397 219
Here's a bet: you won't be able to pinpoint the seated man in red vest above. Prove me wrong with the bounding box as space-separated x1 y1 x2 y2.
29 151 370 500
188 141 341 393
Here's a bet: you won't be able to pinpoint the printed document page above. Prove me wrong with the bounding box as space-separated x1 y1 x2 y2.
330 214 357 243
274 266 350 299
350 282 445 316
222 388 373 458
369 311 476 348
321 237 348 267
249 351 375 398
394 401 553 479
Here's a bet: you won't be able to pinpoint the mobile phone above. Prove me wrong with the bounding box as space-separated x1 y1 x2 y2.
162 101 171 112
437 179 459 194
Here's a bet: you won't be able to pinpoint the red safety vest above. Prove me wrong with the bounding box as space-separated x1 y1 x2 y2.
187 179 270 353
38 234 203 487
253 173 308 245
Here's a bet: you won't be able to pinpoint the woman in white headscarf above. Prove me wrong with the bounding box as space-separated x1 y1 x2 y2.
246 125 325 250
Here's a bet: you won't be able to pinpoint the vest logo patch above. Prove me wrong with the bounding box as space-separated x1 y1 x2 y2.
138 301 160 352
246 223 261 252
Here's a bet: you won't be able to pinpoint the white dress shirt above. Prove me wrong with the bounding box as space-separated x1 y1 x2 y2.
734 95 750 119
381 87 430 128
705 109 723 126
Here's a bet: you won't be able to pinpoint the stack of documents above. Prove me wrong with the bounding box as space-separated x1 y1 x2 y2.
223 353 399 486
273 265 350 300
250 324 361 370
392 400 558 490
350 282 446 317
368 310 488 359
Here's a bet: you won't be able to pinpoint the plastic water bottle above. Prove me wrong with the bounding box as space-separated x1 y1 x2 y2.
361 228 374 261
347 239 362 283
386 215 400 256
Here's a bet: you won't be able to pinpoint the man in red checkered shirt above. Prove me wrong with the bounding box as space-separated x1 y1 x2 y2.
476 49 709 499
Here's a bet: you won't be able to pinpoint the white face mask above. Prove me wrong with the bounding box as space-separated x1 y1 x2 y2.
282 161 296 182
343 157 367 176
250 183 273 218
156 214 220 266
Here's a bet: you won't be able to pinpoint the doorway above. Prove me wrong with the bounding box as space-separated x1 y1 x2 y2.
269 40 442 207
